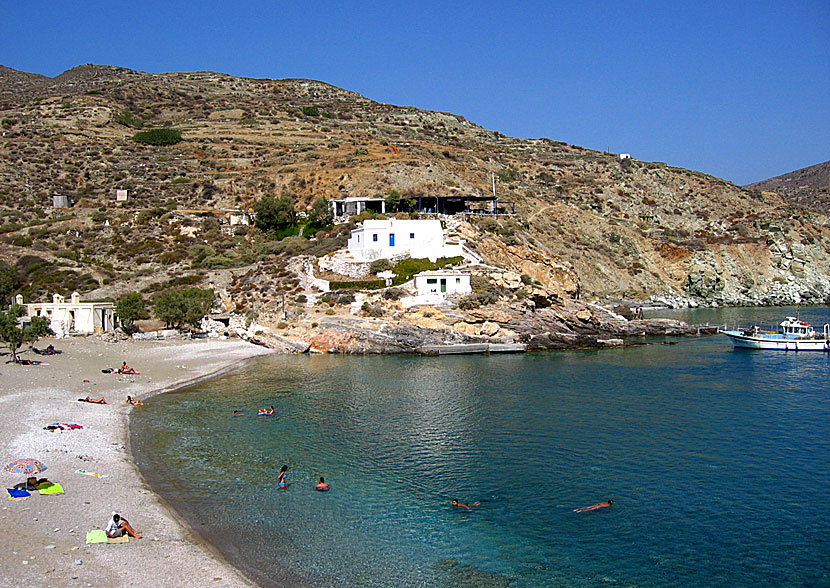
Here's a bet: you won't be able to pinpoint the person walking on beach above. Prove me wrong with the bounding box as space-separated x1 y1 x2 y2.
574 499 613 512
277 465 288 489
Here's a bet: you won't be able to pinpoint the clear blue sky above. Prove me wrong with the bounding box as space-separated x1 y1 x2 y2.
2 1 828 185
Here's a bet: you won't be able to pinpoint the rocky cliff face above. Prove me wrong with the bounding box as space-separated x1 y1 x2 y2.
0 64 828 339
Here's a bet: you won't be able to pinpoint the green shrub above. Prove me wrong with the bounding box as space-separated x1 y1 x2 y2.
115 110 143 129
328 279 385 291
132 128 182 146
302 106 320 117
369 258 394 274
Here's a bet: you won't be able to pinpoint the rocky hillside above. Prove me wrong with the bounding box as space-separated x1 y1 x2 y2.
1 64 829 350
747 160 830 214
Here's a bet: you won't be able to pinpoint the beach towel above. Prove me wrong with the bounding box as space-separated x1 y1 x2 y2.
7 488 31 500
86 530 108 544
76 469 108 478
38 482 64 495
107 535 129 544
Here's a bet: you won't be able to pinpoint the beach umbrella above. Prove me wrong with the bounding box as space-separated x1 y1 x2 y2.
4 458 47 489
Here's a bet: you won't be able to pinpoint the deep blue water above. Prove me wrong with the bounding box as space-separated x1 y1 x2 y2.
132 306 830 588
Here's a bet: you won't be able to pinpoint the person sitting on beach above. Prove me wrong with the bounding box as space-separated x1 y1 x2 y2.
452 499 481 510
119 362 138 375
105 513 142 539
277 465 288 489
574 499 613 512
315 477 330 491
126 395 143 406
45 344 55 354
79 396 108 404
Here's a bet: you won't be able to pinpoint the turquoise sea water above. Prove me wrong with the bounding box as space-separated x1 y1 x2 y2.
132 306 830 588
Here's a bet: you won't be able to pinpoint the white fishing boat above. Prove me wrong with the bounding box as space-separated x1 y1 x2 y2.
720 316 830 351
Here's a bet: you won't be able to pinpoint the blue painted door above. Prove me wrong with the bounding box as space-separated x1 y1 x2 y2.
389 233 395 247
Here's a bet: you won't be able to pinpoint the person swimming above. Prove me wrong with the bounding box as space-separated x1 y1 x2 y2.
315 477 330 491
574 499 613 512
258 405 275 416
452 499 481 510
277 464 288 489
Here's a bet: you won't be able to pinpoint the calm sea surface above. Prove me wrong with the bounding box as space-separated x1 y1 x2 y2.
132 306 830 588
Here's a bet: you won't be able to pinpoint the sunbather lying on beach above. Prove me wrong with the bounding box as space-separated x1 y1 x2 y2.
105 513 142 539
79 396 107 404
126 395 144 406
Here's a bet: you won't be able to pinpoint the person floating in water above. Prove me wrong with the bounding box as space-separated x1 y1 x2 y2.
315 477 330 491
574 499 613 512
277 464 288 489
258 406 275 416
452 499 481 510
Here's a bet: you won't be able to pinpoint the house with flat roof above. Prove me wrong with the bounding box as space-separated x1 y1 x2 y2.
413 270 472 296
18 292 116 338
347 219 464 262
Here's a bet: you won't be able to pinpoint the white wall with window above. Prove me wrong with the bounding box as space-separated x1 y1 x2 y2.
347 219 462 262
413 271 472 296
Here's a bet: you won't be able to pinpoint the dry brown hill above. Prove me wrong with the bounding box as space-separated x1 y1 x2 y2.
1 64 829 317
747 160 830 213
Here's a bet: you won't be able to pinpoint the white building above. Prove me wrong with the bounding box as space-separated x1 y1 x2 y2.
413 270 472 296
19 292 116 338
347 219 464 262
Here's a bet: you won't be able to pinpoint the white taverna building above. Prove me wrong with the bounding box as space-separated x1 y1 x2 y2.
18 292 116 338
347 219 464 262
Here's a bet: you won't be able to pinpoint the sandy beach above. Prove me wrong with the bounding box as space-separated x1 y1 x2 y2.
0 336 274 588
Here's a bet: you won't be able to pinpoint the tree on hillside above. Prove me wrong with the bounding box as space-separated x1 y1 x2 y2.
384 189 415 213
0 305 52 363
253 195 296 234
154 288 214 329
308 197 333 226
0 261 16 309
115 292 149 334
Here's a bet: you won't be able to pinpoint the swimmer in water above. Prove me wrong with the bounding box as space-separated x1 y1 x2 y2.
452 499 481 510
277 464 288 489
574 499 613 512
315 477 330 491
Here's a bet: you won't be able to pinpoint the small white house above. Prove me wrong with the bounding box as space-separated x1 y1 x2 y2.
347 219 464 262
413 270 472 296
19 292 116 338
115 189 129 202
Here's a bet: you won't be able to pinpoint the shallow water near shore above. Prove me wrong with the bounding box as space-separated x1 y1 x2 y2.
132 306 830 587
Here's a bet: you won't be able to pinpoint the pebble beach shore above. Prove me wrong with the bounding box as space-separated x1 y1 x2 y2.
0 337 273 588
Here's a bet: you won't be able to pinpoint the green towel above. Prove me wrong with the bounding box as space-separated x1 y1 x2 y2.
39 482 64 495
86 530 108 544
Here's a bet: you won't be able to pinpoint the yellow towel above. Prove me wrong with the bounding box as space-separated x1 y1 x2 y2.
38 482 64 495
107 535 129 544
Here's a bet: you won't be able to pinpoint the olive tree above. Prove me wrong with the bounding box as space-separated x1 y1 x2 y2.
0 305 53 363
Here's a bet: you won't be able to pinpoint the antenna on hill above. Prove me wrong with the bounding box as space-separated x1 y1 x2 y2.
491 172 496 198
